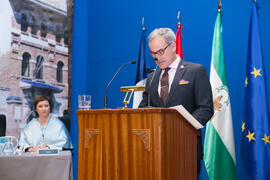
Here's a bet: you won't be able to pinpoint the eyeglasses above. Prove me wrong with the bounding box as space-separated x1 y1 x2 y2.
149 43 172 57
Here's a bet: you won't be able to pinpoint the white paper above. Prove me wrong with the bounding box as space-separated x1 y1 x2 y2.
170 105 203 129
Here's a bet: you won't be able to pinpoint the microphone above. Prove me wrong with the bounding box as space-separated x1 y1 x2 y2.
104 60 136 108
146 67 154 73
147 58 160 107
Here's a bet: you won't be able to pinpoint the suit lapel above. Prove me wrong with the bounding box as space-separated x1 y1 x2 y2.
166 60 187 105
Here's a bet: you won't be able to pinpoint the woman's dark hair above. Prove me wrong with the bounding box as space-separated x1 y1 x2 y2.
33 95 52 116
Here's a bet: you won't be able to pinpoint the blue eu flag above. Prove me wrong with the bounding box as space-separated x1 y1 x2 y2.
135 26 147 84
133 24 147 108
241 2 270 180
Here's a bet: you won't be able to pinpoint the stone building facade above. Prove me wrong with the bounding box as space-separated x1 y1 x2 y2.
0 0 69 138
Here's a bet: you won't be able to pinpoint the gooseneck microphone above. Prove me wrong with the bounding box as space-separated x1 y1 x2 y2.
104 60 136 109
147 58 160 107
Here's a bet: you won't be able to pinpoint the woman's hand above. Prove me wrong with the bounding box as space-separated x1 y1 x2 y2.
28 146 41 152
28 145 49 152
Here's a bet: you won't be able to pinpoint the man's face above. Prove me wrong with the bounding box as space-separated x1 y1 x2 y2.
149 36 176 69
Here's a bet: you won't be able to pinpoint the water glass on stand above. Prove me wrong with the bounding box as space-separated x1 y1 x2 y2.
78 95 91 110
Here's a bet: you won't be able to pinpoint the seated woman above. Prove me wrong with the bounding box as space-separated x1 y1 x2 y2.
19 95 73 152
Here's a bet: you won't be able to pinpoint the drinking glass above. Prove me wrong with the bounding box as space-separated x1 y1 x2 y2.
78 95 91 110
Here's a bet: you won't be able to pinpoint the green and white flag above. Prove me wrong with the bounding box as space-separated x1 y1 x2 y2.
204 11 237 180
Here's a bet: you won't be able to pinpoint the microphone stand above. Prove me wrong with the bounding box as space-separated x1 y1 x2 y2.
104 61 136 109
147 58 160 107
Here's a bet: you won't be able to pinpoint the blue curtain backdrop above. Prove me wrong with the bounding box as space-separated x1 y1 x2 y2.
71 0 270 179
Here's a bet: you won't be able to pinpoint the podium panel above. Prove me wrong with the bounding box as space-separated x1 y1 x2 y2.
77 108 199 180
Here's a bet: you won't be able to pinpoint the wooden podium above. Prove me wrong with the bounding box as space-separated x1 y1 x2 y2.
77 108 199 180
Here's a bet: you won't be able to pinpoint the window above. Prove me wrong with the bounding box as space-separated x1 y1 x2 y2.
64 30 69 44
56 25 62 43
41 23 47 38
57 61 64 83
21 14 28 32
21 52 31 77
31 17 37 35
34 56 43 79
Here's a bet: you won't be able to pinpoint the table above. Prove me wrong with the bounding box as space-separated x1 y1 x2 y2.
0 151 73 180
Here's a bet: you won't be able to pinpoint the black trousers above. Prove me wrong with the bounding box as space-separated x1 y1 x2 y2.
197 159 201 174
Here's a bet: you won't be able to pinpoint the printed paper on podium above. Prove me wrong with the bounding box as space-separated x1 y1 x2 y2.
170 105 203 129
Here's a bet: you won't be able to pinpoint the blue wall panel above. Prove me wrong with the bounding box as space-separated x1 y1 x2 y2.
71 0 89 179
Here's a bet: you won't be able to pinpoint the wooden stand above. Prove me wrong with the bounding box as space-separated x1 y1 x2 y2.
77 108 199 180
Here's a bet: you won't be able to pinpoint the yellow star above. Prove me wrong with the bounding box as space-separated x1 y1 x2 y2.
246 130 256 142
245 77 248 87
250 67 262 78
261 134 270 145
242 122 245 132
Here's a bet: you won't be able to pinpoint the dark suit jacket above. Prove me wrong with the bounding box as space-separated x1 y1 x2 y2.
139 60 214 160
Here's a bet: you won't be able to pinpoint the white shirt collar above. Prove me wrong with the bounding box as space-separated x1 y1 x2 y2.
168 55 181 70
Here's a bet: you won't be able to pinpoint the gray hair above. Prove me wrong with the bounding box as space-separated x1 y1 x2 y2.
148 28 176 44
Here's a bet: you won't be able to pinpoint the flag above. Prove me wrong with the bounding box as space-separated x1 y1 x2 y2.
204 10 237 180
176 24 184 59
240 2 270 180
133 27 147 108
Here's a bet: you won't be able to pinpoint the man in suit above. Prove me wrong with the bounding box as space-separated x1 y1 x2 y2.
139 28 214 173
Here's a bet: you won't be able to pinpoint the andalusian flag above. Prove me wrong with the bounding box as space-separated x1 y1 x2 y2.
204 9 237 180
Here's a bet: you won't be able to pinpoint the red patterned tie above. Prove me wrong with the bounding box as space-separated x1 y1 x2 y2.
160 68 170 105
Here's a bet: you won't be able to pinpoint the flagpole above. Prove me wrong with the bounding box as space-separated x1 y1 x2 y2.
218 0 222 12
177 11 181 25
175 11 184 59
142 17 145 31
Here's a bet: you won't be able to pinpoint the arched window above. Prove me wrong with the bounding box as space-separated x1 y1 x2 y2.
21 52 31 77
57 61 64 83
21 14 28 32
34 56 44 79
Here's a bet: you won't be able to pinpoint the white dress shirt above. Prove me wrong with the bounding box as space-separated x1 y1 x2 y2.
158 55 181 96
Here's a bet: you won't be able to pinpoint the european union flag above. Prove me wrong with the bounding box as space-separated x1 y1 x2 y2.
133 23 147 108
241 2 270 180
135 26 147 84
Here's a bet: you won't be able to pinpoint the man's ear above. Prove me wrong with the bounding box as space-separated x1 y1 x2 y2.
171 42 176 51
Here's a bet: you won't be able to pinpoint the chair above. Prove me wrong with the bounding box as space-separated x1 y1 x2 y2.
0 115 6 137
59 116 70 133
